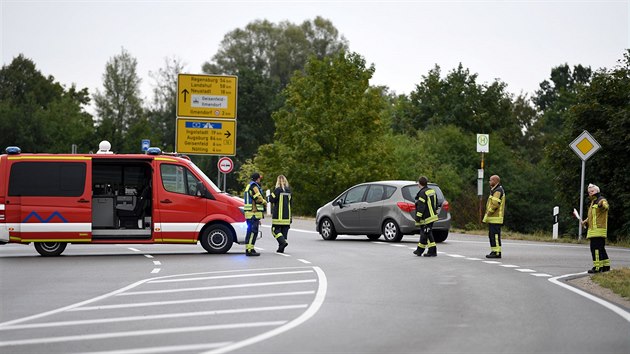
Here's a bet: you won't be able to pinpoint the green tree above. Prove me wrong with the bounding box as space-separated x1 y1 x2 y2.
547 50 630 240
202 17 349 192
93 48 146 153
247 52 392 214
0 54 94 152
146 56 186 151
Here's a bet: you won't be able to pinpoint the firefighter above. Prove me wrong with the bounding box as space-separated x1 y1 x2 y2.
413 176 439 257
582 183 611 273
269 175 292 253
243 172 267 256
483 174 506 258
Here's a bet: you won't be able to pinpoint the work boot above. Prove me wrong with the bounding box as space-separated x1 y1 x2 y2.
246 249 260 257
424 247 437 257
486 252 501 259
602 266 610 272
277 237 288 253
413 247 424 256
587 267 600 274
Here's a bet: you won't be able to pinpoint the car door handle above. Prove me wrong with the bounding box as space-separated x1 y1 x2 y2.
160 199 173 204
77 198 90 203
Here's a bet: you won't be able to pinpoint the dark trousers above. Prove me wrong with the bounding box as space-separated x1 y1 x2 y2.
488 223 502 253
589 237 610 269
245 217 260 251
272 225 290 241
418 222 435 246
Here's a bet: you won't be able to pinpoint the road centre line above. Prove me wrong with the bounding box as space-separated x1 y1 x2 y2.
149 270 314 283
118 279 317 296
0 305 308 331
203 266 328 354
127 248 141 252
0 321 286 348
144 254 154 259
516 269 536 273
483 261 501 264
70 291 316 311
531 273 552 277
150 268 161 274
298 259 312 264
500 264 520 268
549 272 630 323
83 342 233 354
260 225 319 234
153 261 161 265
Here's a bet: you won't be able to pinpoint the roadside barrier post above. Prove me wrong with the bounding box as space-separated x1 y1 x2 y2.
266 189 271 215
552 206 559 239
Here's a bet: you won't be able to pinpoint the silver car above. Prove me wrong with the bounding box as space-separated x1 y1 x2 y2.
316 180 451 242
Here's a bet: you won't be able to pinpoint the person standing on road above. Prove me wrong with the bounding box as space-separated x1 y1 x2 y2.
483 174 506 259
413 176 439 257
582 183 611 273
243 172 267 257
269 175 292 253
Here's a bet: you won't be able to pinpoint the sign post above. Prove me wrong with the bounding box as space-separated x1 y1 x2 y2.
477 134 489 223
217 157 234 192
175 74 238 156
569 130 601 240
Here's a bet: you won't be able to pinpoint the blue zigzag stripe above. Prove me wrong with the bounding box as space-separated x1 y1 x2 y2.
22 211 68 223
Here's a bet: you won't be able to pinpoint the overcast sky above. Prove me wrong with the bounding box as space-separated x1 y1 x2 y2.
2 0 629 109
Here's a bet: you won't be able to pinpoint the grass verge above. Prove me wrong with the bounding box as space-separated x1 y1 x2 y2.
591 268 630 300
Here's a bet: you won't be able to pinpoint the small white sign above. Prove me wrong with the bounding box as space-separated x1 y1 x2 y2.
569 130 600 161
477 134 489 153
191 95 228 109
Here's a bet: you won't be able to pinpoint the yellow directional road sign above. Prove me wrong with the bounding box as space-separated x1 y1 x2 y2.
176 118 236 156
177 74 237 119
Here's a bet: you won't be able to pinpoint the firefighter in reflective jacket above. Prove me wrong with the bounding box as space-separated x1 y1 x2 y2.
413 176 439 257
582 183 611 273
243 172 267 256
483 175 506 259
269 175 291 253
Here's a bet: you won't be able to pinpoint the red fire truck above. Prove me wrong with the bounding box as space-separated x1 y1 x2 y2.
0 142 246 256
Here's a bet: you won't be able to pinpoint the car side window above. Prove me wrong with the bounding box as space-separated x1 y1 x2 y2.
344 185 368 204
384 186 396 199
365 185 385 203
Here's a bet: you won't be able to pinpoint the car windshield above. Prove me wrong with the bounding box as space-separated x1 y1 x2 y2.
402 184 444 203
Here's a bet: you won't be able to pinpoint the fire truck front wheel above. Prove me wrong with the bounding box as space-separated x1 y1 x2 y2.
34 242 67 257
200 224 234 254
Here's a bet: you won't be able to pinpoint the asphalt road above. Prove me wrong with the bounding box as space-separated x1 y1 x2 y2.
1 217 629 354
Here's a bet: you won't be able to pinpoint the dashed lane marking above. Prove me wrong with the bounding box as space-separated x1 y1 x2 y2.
298 259 312 264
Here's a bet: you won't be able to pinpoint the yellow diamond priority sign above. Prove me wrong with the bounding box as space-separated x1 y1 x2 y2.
569 130 600 161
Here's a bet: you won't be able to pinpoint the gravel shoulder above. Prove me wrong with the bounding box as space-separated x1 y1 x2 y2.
567 275 630 311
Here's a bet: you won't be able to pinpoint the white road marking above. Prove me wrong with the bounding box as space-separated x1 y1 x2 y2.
500 264 520 268
153 261 161 265
298 259 312 264
149 270 314 283
118 279 317 296
127 248 141 252
151 268 161 274
0 305 308 330
276 253 291 257
83 342 233 354
71 291 316 311
144 254 154 259
516 269 536 273
203 266 328 354
483 261 501 264
466 257 482 261
531 273 552 277
446 254 466 258
549 272 630 323
391 244 408 248
0 321 286 347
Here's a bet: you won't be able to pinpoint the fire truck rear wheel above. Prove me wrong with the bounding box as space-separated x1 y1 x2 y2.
34 242 67 257
200 224 233 254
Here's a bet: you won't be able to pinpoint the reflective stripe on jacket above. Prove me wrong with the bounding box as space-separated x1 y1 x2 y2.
483 185 505 224
586 195 608 238
415 186 439 226
244 181 266 219
270 187 292 225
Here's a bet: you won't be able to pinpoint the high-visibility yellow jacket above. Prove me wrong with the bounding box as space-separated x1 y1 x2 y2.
270 187 292 226
415 186 439 226
483 184 505 225
586 194 609 238
244 181 266 219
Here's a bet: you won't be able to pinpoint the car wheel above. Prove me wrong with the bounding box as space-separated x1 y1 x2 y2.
433 230 449 243
319 218 337 240
382 219 403 242
34 242 67 257
200 224 234 254
367 234 381 241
